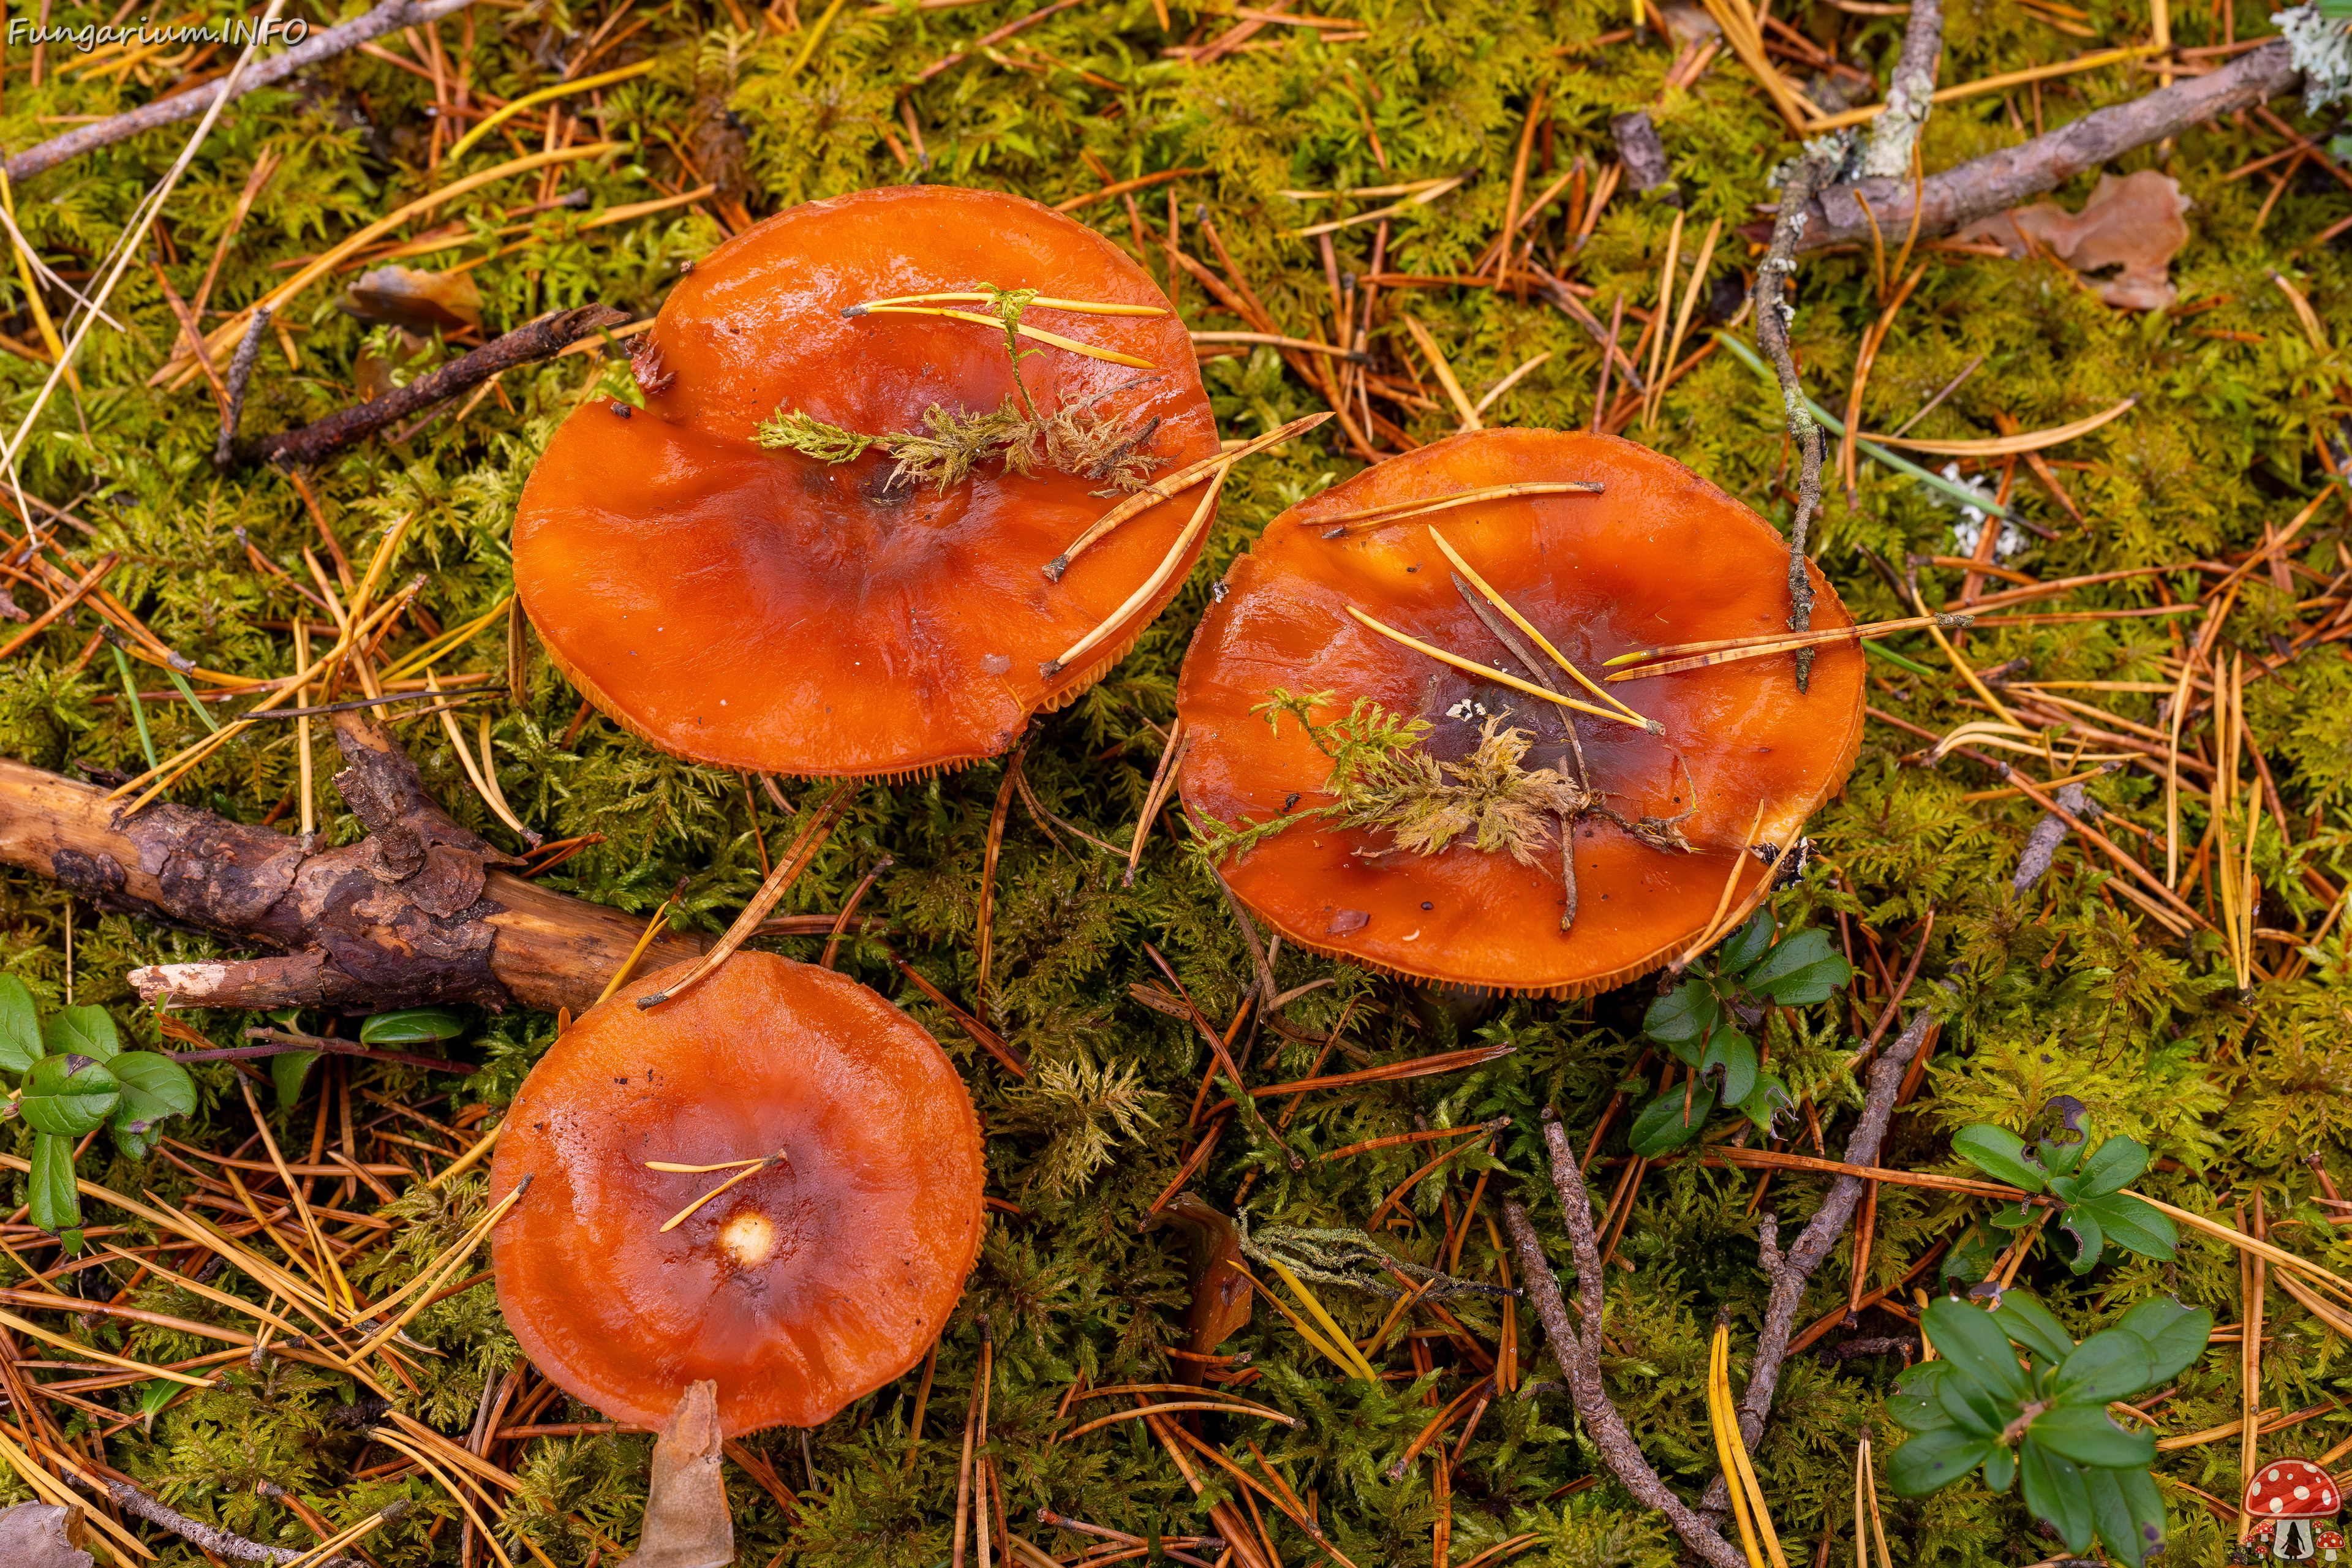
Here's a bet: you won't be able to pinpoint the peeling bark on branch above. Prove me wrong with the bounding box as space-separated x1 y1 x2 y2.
0 713 704 1014
1791 41 2301 250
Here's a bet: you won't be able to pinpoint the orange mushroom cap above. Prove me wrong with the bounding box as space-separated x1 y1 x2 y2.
514 184 1220 779
1174 429 1864 997
489 951 984 1433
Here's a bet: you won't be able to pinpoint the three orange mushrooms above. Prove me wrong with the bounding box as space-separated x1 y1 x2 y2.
493 185 1862 1435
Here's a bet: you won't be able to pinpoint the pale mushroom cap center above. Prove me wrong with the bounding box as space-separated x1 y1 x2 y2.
720 1208 778 1267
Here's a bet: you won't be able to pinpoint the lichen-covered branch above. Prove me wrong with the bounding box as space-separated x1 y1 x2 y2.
1504 1112 1748 1568
100 1479 377 1568
1792 40 2301 249
1860 0 1945 179
1753 156 1834 690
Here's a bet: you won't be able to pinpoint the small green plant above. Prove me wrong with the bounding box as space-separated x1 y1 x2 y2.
1191 690 1593 868
1888 1289 2211 1566
1627 908 1854 1155
1950 1096 2176 1273
755 285 1164 492
0 976 195 1248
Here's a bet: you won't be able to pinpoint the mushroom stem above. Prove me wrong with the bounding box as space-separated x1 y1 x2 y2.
1344 607 1660 733
846 305 1158 371
1046 412 1330 581
1311 480 1605 531
848 290 1169 318
658 1150 790 1233
1427 526 1648 726
635 782 854 1011
1043 464 1232 679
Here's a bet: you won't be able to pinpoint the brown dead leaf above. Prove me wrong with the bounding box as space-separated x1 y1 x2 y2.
1952 170 2192 311
620 1380 733 1568
341 265 483 333
1147 1192 1255 1386
0 1502 94 1568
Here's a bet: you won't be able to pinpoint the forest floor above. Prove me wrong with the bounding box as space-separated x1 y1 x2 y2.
0 0 2350 1564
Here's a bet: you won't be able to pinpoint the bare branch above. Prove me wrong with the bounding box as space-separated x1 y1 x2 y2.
6 0 481 184
244 304 628 469
1793 40 2300 251
1504 1111 1747 1568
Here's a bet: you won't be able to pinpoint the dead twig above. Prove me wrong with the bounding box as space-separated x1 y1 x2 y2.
1698 1000 1945 1524
213 307 273 469
99 1477 382 1568
7 0 481 183
1789 40 2301 250
1754 154 1834 690
1859 0 1943 179
242 304 627 468
1503 1124 1746 1568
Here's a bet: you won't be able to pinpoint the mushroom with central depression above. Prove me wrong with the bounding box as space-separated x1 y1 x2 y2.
513 184 1227 780
489 951 986 1433
1174 428 1867 998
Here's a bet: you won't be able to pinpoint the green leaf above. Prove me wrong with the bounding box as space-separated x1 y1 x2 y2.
1934 1370 2003 1439
2054 1202 2106 1274
1924 1296 2028 1401
20 1054 120 1136
108 1052 195 1134
1716 911 1774 973
2018 1439 2094 1555
2073 1193 2176 1262
0 974 41 1074
1628 1084 1716 1157
2084 1464 2167 1568
113 1126 160 1162
358 1007 467 1045
273 1050 321 1112
40 1005 119 1062
28 1133 79 1233
1992 1292 2076 1365
1642 982 1721 1046
1885 1428 1993 1498
2055 1329 2155 1403
1941 1221 2002 1284
1737 1073 1794 1134
1887 1362 1955 1432
2074 1135 2150 1197
1950 1125 2047 1193
2029 1404 2155 1469
1698 1029 1756 1108
1982 1444 2016 1494
1739 929 1852 1004
132 1378 180 1433
2115 1297 2212 1384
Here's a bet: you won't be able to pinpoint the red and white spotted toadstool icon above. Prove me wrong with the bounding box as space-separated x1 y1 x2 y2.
2243 1458 2343 1561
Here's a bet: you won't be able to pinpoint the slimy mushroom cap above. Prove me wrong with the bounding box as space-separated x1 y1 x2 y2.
514 184 1220 779
489 951 985 1433
1174 428 1865 997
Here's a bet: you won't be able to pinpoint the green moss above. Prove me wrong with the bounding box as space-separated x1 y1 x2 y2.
0 0 2347 1559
